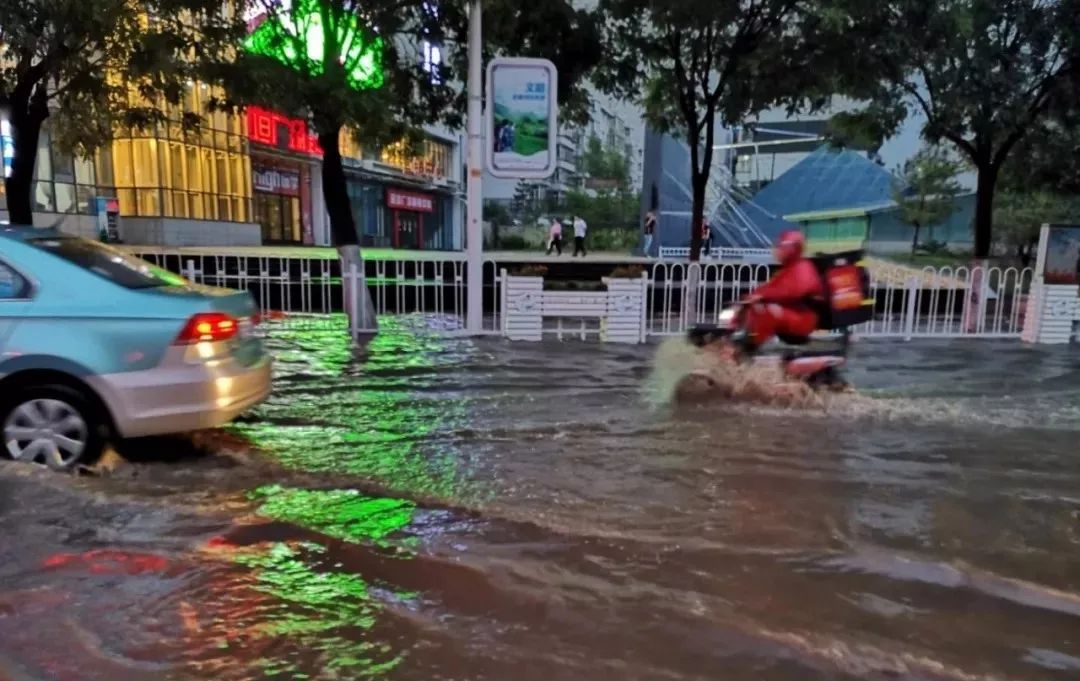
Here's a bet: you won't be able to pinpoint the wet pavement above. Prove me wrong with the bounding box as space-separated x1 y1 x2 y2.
2 316 1080 681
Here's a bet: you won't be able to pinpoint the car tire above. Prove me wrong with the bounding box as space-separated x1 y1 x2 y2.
0 384 108 472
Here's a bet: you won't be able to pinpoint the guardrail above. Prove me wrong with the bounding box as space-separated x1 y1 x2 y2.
131 249 1033 341
132 250 506 335
658 246 774 263
645 262 1034 339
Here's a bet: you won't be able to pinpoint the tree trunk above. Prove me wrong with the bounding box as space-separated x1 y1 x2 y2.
689 172 707 262
317 124 378 336
911 222 921 254
3 104 46 225
973 164 999 259
317 125 359 247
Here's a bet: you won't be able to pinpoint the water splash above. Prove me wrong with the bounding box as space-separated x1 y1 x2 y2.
647 337 1080 431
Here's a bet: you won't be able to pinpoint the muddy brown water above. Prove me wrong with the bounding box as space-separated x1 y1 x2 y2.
2 316 1080 681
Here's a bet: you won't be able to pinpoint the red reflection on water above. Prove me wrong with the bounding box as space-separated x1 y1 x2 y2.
41 549 169 575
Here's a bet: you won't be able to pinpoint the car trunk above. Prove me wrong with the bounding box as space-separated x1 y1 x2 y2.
143 284 265 367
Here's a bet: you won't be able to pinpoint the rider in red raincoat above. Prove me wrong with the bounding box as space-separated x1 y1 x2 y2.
738 229 824 351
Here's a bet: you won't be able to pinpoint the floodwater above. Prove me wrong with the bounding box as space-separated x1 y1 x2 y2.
2 317 1080 681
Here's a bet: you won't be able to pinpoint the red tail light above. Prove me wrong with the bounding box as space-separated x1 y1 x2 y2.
174 313 239 344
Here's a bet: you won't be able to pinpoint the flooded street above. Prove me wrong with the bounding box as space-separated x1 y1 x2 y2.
2 317 1080 681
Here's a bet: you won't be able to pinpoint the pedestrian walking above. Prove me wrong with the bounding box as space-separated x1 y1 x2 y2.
643 210 657 257
700 218 713 258
573 215 588 257
547 217 563 255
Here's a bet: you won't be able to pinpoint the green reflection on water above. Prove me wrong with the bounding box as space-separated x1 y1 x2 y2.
252 485 417 550
234 542 405 678
232 318 487 504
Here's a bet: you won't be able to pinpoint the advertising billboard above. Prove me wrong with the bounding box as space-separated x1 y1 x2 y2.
485 57 558 179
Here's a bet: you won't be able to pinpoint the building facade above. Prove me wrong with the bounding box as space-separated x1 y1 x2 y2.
0 86 463 249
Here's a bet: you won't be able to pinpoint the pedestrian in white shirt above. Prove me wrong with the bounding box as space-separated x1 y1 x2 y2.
572 215 588 257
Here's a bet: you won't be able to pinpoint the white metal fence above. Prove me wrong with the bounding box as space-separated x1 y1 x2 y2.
645 262 1034 339
131 249 1033 341
658 246 773 263
133 250 506 335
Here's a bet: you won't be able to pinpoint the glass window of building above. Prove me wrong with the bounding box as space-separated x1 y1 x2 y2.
5 125 106 215
377 138 453 180
107 80 251 222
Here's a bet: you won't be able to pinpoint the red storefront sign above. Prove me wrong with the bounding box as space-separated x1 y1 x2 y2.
385 188 434 213
246 106 322 157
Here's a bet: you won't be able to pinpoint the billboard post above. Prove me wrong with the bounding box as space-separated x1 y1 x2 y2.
465 0 484 334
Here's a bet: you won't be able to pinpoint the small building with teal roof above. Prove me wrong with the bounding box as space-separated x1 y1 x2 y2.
736 146 974 253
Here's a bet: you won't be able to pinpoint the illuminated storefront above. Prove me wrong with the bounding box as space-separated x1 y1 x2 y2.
341 134 458 250
246 106 319 244
106 83 251 224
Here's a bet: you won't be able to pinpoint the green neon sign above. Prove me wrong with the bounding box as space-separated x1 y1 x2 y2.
244 0 386 91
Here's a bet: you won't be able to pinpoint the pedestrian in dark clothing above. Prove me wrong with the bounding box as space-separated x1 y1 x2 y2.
643 210 657 257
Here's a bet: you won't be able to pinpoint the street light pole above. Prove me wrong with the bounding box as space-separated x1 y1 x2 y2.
465 0 484 334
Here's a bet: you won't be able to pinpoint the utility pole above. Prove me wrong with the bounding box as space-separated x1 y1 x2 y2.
465 0 484 334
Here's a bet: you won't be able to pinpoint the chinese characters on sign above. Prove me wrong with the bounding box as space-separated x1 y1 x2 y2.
485 57 558 179
246 106 322 157
253 167 302 196
385 188 434 213
405 157 441 179
512 81 547 101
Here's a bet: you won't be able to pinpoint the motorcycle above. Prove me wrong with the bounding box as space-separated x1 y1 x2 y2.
686 303 854 392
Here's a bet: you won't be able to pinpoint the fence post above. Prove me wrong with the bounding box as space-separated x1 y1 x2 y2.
639 272 649 343
499 268 508 336
904 276 918 341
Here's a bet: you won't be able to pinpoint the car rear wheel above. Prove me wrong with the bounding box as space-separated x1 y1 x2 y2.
1 385 107 471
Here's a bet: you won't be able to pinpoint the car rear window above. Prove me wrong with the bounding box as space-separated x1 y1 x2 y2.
28 237 184 289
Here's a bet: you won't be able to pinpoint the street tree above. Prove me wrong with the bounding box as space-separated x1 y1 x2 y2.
222 0 600 332
595 0 815 261
581 134 631 190
826 0 1080 259
227 0 456 308
891 147 964 254
0 0 242 224
1000 84 1080 197
995 191 1079 267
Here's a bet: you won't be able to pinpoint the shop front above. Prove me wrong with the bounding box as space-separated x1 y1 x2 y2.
386 187 435 249
340 132 460 250
246 106 320 245
251 160 309 243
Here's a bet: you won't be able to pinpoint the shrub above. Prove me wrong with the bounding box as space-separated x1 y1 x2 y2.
512 265 548 277
608 264 645 278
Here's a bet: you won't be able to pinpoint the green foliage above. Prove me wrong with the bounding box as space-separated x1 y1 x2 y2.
595 0 819 259
587 227 639 252
581 134 631 189
819 0 1080 257
995 192 1080 266
483 202 512 225
457 2 604 127
891 147 964 252
563 189 639 231
1001 86 1080 196
243 0 386 91
220 0 454 147
497 234 530 250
